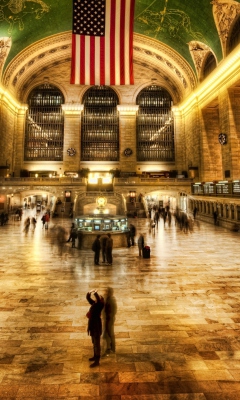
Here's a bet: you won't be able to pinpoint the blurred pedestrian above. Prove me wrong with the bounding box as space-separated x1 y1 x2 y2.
129 224 136 246
23 217 30 233
66 222 75 242
102 287 117 356
41 214 46 229
92 234 101 265
71 229 78 248
45 212 50 229
193 207 198 219
86 290 104 367
137 233 144 257
106 233 113 265
31 216 37 230
100 233 108 262
213 210 218 225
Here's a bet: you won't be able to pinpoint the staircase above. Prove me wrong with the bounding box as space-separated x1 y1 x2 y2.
54 201 73 218
126 201 147 218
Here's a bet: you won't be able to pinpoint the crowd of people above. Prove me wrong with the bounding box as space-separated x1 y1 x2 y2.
147 204 200 234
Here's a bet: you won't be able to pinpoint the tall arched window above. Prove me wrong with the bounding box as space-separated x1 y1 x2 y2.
81 86 119 161
201 53 217 81
24 84 64 161
136 86 174 161
227 16 240 55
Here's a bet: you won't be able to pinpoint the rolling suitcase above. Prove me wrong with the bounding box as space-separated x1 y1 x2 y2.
143 246 150 258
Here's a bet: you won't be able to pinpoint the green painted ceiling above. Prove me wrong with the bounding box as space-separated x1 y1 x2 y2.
0 0 237 73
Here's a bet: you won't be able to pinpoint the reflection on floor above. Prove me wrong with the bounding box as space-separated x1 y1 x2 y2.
0 212 240 399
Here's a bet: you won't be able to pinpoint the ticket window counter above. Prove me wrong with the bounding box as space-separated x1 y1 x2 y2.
75 216 128 232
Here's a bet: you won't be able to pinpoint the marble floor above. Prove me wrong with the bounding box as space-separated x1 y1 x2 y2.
0 212 240 399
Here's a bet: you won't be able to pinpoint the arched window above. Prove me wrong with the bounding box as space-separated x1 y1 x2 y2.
81 86 119 161
24 84 64 161
227 16 240 54
201 53 217 81
136 86 174 161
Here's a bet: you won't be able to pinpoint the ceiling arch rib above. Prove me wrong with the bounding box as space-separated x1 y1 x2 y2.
3 32 71 100
212 0 240 57
3 32 197 104
133 34 197 99
188 41 218 82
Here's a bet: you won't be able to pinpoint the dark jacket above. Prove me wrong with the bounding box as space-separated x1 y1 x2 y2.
86 292 104 336
92 237 101 252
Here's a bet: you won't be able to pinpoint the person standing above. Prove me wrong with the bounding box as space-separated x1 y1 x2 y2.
129 224 136 246
213 210 218 225
66 222 75 242
126 229 131 248
193 207 198 219
137 233 144 257
41 214 46 229
100 233 108 263
71 229 77 248
86 290 104 368
31 216 37 230
92 234 101 265
102 287 117 356
106 233 113 265
44 212 50 229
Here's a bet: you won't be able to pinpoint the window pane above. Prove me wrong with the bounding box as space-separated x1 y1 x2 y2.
25 85 64 161
136 86 174 162
81 86 119 161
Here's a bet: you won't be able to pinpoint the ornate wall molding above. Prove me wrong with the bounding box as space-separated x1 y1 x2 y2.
3 32 71 93
3 32 197 103
188 41 217 81
0 37 12 81
134 34 197 93
211 0 240 56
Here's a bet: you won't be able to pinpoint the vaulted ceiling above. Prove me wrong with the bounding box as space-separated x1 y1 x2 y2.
0 0 231 69
1 0 240 103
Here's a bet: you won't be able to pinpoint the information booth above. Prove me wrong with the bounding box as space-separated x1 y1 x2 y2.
75 215 129 249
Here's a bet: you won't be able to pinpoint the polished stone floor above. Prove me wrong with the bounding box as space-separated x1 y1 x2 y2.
0 211 240 399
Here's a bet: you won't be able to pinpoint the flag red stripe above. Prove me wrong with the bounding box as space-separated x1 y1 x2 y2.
100 36 105 85
120 0 126 85
70 34 76 84
129 0 135 84
110 0 116 85
90 36 95 85
80 35 85 85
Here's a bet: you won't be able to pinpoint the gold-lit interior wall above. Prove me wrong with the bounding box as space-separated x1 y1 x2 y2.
1 34 240 181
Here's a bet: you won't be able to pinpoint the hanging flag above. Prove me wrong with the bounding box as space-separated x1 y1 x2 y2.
71 0 135 86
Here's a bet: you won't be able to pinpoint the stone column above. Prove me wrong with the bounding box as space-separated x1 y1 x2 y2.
61 104 83 174
227 88 240 179
234 204 238 221
117 105 138 172
222 204 227 218
14 105 28 176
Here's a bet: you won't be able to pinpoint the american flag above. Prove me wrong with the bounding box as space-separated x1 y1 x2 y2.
71 0 135 85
